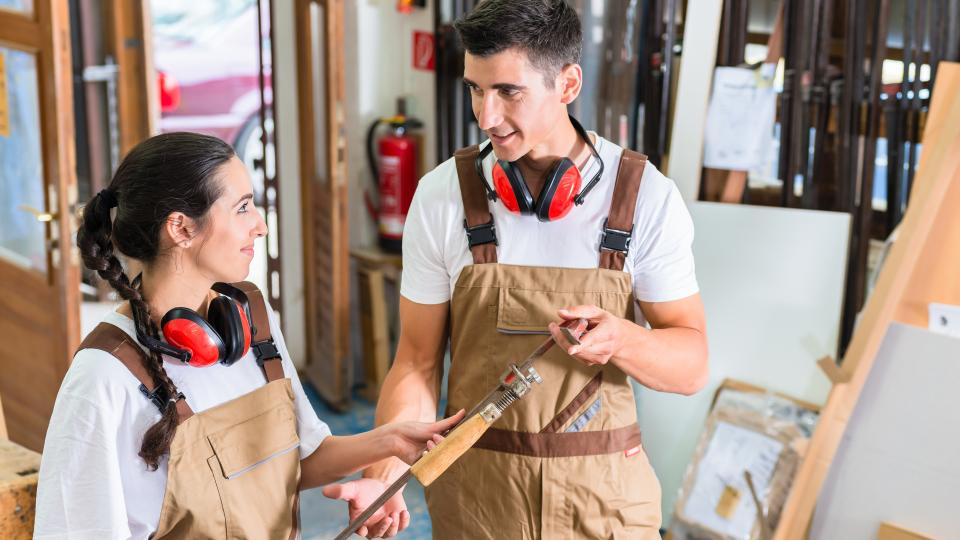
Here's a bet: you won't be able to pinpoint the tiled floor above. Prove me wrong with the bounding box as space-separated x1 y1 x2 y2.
300 384 434 540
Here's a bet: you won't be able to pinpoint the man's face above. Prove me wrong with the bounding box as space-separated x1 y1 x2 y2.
464 48 571 162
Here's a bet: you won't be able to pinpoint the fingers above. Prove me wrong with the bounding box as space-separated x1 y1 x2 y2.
360 507 387 529
548 322 577 355
432 409 465 433
321 482 357 501
558 305 605 322
425 432 444 452
385 511 401 537
399 510 411 531
368 515 392 539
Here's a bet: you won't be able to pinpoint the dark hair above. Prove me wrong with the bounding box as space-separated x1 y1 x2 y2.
454 0 582 87
77 132 235 469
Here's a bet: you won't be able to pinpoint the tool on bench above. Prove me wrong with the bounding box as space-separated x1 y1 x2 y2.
333 318 589 540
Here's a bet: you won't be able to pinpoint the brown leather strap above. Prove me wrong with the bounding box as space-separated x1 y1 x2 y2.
78 323 194 422
539 372 602 434
455 145 498 264
231 281 284 383
599 149 648 271
474 423 642 458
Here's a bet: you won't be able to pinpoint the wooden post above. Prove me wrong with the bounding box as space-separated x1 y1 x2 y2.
357 267 390 400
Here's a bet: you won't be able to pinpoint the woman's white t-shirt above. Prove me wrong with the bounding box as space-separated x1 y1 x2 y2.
400 135 700 321
34 305 330 540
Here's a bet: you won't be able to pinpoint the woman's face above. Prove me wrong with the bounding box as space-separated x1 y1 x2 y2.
192 157 267 284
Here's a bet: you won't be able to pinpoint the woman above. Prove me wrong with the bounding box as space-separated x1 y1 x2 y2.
34 132 459 539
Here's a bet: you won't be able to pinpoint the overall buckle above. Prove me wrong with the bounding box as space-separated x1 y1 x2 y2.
600 218 633 254
463 218 498 247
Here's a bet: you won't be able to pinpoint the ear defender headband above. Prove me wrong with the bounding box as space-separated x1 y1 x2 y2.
134 283 255 367
476 115 604 222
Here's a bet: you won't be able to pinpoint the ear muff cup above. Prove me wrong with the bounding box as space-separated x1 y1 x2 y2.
207 296 249 365
161 308 226 367
493 160 535 214
536 158 581 222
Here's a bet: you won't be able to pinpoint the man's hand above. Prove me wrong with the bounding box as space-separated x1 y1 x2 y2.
548 305 630 366
322 478 409 538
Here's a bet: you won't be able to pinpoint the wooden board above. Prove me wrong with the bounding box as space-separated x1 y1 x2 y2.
0 440 42 539
773 62 960 539
876 523 935 540
667 0 724 201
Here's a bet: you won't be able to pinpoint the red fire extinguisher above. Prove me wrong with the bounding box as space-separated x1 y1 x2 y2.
366 99 423 253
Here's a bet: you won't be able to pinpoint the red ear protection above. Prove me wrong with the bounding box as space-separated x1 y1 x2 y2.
134 283 255 367
477 115 603 222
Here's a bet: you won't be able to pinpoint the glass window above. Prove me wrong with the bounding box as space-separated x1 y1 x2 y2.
0 0 33 17
0 46 47 273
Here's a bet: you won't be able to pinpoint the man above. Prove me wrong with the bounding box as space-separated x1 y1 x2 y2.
324 1 708 537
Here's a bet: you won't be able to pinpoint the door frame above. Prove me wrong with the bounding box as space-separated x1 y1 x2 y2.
0 0 80 451
295 0 351 409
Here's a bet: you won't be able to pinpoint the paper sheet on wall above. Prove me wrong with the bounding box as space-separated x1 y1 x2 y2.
682 421 784 538
0 51 9 137
702 66 777 171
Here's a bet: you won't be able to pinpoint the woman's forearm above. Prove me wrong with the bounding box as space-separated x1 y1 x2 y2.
299 428 396 489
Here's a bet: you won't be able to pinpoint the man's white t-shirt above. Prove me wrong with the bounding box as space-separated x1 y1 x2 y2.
400 135 699 321
34 305 330 540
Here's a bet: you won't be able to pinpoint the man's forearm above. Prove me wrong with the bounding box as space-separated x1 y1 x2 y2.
364 352 441 482
612 320 708 395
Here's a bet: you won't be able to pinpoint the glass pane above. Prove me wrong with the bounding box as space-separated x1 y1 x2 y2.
0 46 47 273
0 0 33 16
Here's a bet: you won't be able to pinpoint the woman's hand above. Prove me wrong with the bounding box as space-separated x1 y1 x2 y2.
384 409 465 465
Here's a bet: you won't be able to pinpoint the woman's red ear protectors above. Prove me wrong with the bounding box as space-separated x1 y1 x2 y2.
161 309 225 367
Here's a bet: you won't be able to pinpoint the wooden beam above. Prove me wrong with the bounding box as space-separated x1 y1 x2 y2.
108 0 153 153
773 62 960 539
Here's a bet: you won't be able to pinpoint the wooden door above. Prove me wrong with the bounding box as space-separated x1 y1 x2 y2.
296 0 351 409
0 0 80 451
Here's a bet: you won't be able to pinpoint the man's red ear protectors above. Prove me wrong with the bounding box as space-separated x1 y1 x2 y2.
477 115 604 222
135 283 254 367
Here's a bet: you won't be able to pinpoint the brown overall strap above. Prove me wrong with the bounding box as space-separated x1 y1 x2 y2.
599 149 647 271
230 281 285 383
455 145 499 264
78 323 195 422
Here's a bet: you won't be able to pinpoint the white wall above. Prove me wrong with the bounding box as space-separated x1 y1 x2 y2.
345 0 437 249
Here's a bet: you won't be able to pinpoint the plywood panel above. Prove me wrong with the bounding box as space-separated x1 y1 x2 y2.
638 201 850 522
810 324 960 540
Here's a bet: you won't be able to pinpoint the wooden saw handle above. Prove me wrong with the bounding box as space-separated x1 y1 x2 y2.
410 413 491 487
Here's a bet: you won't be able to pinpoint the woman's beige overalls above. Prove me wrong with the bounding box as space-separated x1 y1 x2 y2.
423 146 662 539
77 282 302 539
